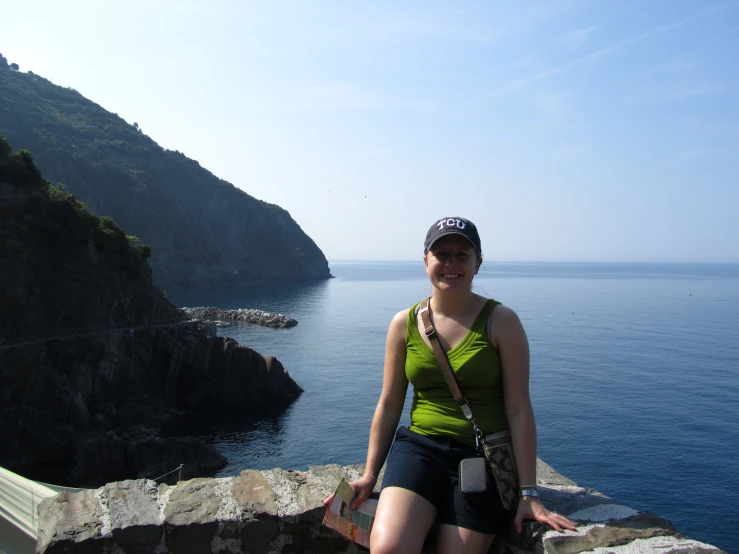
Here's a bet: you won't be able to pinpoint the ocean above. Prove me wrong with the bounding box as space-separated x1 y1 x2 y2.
168 261 739 553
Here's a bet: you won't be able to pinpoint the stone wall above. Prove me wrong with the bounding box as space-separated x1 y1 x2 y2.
36 461 725 554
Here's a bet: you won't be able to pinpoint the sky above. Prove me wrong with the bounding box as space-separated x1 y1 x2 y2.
2 1 738 262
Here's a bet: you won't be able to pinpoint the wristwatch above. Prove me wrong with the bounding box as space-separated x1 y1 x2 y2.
519 488 539 498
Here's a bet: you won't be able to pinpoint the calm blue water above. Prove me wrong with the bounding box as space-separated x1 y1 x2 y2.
168 262 739 553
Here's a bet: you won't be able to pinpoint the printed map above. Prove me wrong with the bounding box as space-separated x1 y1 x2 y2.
323 478 379 548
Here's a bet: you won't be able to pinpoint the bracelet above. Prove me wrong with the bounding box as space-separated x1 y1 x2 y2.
520 489 540 498
363 473 377 481
519 484 538 489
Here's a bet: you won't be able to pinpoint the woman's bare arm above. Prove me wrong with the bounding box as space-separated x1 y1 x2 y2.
493 306 536 487
324 309 409 508
363 309 410 477
492 305 576 532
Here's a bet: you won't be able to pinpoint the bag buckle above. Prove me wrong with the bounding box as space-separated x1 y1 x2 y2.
473 424 485 454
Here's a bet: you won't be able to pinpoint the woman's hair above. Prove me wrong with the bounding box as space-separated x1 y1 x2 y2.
424 246 483 260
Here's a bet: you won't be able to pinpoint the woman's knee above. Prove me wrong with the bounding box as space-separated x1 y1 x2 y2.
370 526 426 554
371 487 436 554
436 523 495 554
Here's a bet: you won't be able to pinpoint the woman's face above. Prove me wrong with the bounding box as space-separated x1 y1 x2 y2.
424 235 481 291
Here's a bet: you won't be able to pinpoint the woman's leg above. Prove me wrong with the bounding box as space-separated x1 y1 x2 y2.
370 486 437 554
436 524 495 554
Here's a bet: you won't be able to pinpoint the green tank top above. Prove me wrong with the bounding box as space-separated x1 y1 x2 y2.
406 299 509 446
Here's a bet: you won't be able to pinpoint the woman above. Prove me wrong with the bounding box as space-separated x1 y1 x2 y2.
328 217 575 553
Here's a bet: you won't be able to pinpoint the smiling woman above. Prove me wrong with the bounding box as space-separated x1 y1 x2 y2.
424 220 481 291
324 217 576 554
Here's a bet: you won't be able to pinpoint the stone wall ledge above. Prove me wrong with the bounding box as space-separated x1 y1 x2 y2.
36 460 726 554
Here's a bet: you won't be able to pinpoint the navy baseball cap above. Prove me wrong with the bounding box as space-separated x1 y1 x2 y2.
424 217 481 253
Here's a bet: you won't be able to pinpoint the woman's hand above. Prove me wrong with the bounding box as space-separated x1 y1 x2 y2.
514 497 577 534
322 474 377 510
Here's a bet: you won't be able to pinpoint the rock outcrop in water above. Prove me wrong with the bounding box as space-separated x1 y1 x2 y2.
182 307 298 328
36 461 726 553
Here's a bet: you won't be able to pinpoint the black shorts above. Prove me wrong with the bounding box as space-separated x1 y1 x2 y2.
381 426 508 535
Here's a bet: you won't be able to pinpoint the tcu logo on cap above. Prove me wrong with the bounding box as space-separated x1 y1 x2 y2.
437 218 467 231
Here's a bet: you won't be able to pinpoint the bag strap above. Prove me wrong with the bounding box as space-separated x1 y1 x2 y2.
418 297 485 448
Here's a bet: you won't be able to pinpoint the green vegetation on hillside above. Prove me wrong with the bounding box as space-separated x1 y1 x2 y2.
0 53 331 289
0 135 151 259
0 136 174 342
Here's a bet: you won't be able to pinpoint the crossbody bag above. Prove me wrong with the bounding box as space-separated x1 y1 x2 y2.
418 297 520 511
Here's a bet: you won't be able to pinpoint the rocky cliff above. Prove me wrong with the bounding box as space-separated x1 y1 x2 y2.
0 323 303 487
0 54 331 290
0 138 302 487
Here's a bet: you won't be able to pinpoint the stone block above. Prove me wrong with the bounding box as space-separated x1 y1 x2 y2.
232 471 279 516
163 478 222 553
105 480 162 554
36 490 111 553
240 515 280 553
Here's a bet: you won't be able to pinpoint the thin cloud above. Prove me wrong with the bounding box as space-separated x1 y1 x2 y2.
675 82 731 99
460 10 714 113
553 144 587 159
354 143 410 160
382 1 578 44
499 18 691 94
558 25 599 50
531 89 583 130
655 56 699 75
385 17 504 44
276 81 438 113
676 148 709 161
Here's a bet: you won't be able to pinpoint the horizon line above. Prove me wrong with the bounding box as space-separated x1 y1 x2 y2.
328 259 739 265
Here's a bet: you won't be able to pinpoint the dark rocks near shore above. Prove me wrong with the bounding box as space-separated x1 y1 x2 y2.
0 145 306 488
69 424 228 487
182 306 298 328
0 322 303 488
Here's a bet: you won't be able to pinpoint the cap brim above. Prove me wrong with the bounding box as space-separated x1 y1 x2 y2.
426 231 478 251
